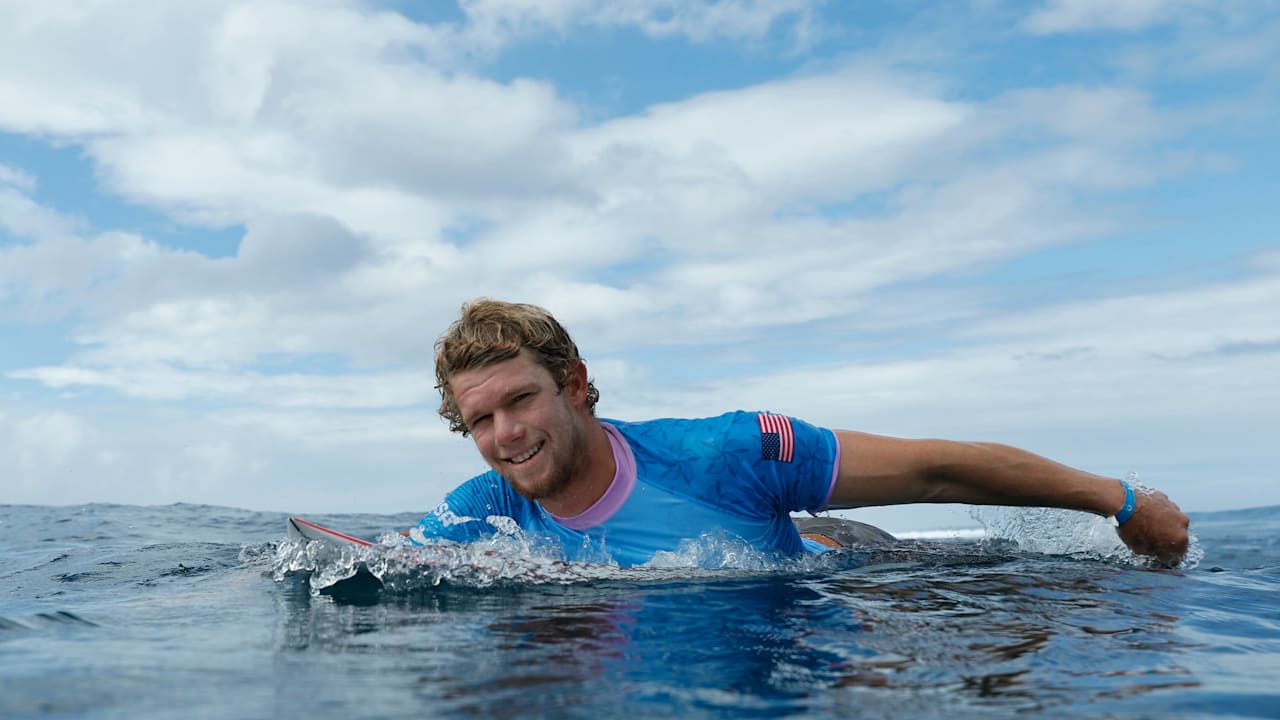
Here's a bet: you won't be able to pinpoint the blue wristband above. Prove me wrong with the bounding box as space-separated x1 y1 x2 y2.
1114 480 1137 526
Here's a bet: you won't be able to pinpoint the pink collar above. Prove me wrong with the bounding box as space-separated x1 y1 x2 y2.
545 422 636 530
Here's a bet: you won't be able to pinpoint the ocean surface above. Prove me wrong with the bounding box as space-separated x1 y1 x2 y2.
2 502 1277 719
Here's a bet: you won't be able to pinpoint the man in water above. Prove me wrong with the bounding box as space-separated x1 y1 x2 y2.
411 299 1190 567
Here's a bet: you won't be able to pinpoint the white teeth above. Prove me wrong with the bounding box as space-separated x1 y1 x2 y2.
509 442 543 464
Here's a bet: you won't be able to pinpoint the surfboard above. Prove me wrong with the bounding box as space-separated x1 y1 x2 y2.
286 517 374 547
285 517 384 600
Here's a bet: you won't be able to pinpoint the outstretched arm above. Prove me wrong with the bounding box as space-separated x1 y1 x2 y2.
829 430 1191 566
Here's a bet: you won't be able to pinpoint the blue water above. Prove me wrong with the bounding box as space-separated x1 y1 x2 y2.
2 503 1278 719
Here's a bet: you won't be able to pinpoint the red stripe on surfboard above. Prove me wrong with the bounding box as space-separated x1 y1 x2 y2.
289 517 374 546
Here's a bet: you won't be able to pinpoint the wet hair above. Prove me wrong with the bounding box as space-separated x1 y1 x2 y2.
435 298 600 435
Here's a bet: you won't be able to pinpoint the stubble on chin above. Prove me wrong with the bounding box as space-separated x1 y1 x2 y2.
507 462 574 503
508 431 586 504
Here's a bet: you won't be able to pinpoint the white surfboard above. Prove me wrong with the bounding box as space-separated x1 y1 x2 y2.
286 517 374 547
285 517 385 597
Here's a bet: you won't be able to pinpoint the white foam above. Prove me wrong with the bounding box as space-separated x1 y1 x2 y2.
271 529 854 593
969 499 1203 570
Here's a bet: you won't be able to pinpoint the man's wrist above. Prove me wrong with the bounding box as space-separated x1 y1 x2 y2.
1114 479 1137 525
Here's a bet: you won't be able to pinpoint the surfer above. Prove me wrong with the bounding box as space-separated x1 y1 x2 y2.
410 299 1190 567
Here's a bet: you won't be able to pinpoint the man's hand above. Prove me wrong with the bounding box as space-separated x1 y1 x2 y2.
1116 489 1191 567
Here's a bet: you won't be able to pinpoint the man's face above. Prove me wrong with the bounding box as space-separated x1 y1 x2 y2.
449 350 590 503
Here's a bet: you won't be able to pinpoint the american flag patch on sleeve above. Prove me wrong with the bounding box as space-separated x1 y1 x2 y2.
757 412 795 463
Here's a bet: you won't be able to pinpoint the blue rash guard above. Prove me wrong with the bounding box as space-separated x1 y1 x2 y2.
411 411 842 567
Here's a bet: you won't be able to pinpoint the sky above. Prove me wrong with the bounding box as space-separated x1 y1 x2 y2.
1 0 1277 533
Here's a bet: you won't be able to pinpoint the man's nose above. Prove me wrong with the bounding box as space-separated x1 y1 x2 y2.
493 409 523 444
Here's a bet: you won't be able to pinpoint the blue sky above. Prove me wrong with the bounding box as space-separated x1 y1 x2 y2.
1 0 1277 532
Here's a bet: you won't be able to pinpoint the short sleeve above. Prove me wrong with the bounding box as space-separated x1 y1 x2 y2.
717 411 838 515
617 412 838 519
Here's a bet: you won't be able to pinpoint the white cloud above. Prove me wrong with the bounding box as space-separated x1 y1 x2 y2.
0 59 1221 394
518 78 1181 344
0 1 574 236
573 68 972 208
1109 14 1280 93
1177 16 1280 75
0 230 156 320
0 400 469 512
960 273 1280 359
155 441 266 499
455 0 817 49
0 186 83 252
1 410 99 503
0 163 36 192
1 208 450 371
1021 0 1203 34
0 3 214 136
10 362 440 410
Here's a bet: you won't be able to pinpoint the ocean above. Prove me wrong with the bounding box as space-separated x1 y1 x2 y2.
1 502 1277 719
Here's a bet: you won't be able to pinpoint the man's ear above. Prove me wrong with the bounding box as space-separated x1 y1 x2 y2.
564 360 589 405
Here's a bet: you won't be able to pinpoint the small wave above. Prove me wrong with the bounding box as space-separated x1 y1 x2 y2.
0 611 99 632
0 616 30 631
35 610 98 626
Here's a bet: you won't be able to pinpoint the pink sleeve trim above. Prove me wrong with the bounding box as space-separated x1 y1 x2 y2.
810 428 840 516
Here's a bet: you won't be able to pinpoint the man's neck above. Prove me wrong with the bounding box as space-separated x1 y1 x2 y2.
537 418 616 518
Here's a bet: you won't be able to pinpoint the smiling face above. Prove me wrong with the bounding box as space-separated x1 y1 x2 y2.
449 349 593 503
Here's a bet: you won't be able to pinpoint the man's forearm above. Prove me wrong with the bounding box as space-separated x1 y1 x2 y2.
829 431 1123 513
911 440 1127 515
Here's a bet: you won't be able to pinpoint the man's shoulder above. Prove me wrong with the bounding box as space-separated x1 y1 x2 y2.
602 412 768 467
604 410 835 479
605 411 817 445
603 411 750 435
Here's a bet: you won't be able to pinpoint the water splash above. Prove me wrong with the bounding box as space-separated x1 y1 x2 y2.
968 473 1203 570
268 488 1206 597
270 529 850 594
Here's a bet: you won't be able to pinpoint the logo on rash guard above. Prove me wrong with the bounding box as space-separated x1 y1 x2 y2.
431 501 480 527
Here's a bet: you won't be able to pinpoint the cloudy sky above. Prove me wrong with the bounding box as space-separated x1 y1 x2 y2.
1 0 1276 532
